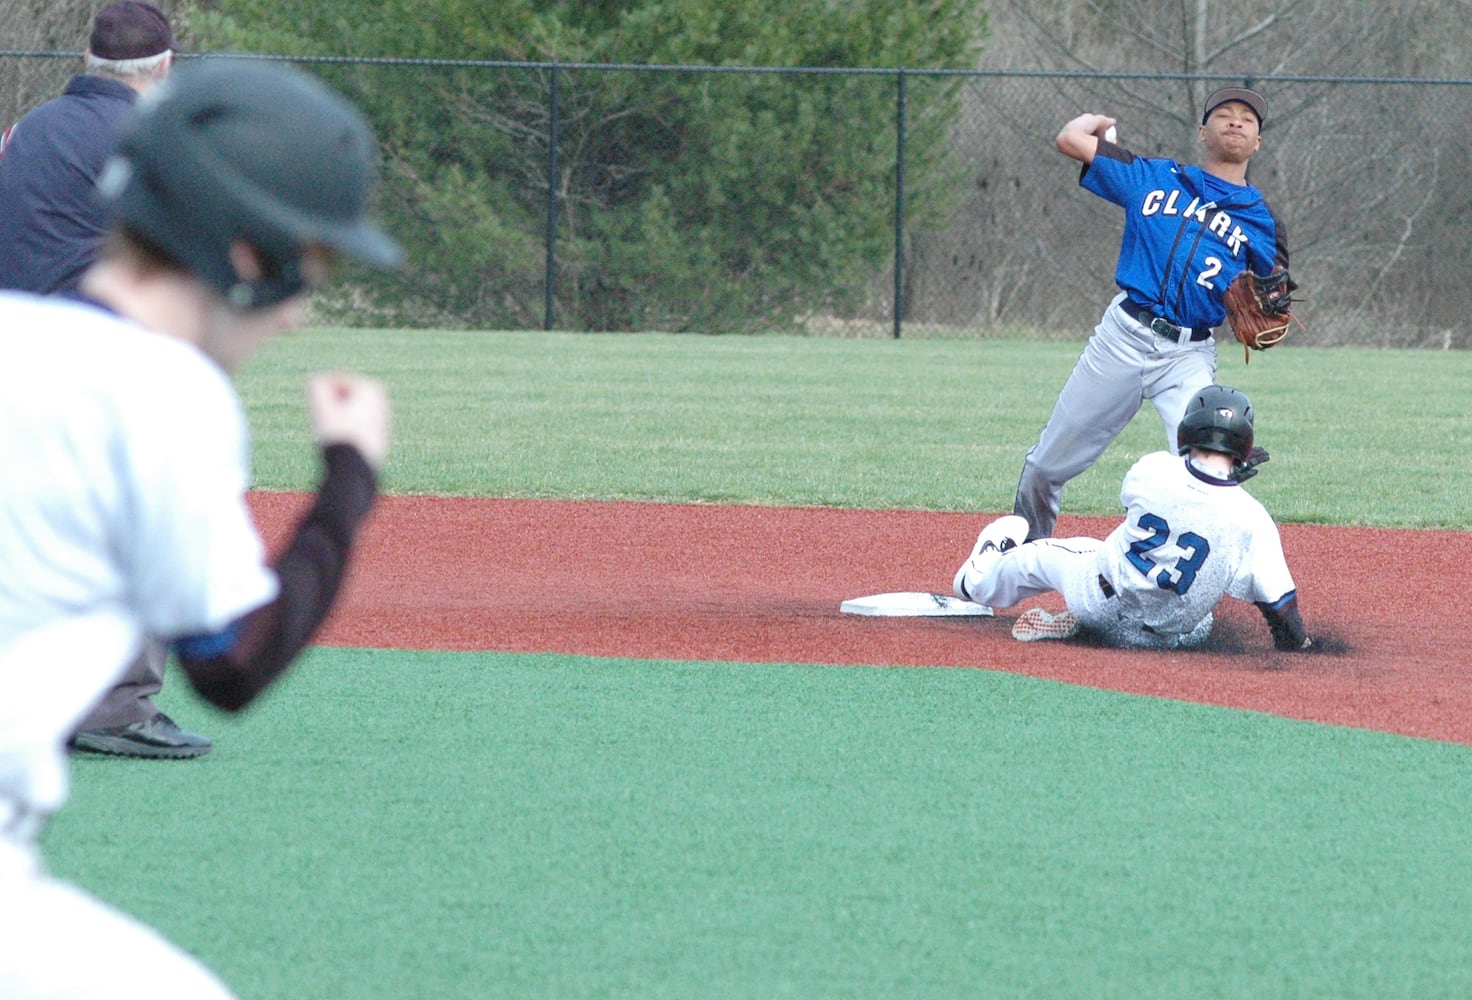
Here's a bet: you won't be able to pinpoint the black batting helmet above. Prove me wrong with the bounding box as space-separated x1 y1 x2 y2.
99 58 403 308
1176 385 1255 463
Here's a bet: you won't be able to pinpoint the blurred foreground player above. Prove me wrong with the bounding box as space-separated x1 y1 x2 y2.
0 60 402 998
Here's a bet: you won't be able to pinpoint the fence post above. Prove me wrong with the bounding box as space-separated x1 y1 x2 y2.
892 68 907 340
544 62 560 331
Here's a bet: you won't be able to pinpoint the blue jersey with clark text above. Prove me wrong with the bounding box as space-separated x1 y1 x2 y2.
1081 140 1289 330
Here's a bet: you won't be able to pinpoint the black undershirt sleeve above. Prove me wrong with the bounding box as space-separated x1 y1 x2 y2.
1256 593 1311 652
179 443 378 711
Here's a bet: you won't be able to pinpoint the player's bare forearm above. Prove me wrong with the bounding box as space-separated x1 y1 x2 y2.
1056 113 1117 163
178 444 378 710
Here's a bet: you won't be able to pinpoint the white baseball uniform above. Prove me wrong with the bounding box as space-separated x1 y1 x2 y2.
967 450 1297 649
0 292 276 998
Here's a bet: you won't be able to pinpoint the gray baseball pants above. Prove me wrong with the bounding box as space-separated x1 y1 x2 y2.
1013 293 1216 540
74 638 167 729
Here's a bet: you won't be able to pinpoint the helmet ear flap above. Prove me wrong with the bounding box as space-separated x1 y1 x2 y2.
224 241 309 310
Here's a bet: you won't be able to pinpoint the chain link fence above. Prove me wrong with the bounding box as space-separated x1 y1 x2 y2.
4 49 1469 347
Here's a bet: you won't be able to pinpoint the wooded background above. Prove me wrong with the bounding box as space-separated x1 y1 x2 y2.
4 1 1469 346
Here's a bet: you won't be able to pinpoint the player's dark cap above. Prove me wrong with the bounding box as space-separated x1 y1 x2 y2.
1202 87 1266 126
89 2 175 60
1177 385 1255 463
99 58 404 309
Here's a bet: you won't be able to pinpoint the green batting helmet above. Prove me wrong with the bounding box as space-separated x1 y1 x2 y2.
1176 385 1255 463
99 58 403 308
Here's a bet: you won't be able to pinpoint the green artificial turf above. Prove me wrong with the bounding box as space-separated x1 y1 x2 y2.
40 329 1472 999
47 649 1472 999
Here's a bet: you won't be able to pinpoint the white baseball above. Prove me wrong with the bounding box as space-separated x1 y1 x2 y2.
1104 125 1118 144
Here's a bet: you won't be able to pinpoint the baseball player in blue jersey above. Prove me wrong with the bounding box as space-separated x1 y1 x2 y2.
1014 87 1291 542
0 60 401 998
958 385 1313 652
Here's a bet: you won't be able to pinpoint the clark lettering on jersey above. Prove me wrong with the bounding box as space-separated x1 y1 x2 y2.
1139 190 1250 256
1081 144 1289 329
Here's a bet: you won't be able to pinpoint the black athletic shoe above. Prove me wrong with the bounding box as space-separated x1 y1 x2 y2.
69 712 213 759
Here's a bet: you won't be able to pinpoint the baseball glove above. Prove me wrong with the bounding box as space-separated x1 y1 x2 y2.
1224 267 1296 363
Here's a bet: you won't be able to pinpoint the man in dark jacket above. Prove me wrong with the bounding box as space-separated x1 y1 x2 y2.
0 3 208 757
0 2 175 293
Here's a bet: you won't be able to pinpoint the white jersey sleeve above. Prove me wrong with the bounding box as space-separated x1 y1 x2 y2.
114 344 280 638
1222 504 1297 606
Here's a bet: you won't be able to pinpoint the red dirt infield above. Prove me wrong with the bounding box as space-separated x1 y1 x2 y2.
251 493 1472 746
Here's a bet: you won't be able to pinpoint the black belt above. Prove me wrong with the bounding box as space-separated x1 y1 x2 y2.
1098 575 1116 599
1127 301 1213 343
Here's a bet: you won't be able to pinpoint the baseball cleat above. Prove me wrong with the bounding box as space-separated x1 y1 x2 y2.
953 514 1029 602
1011 608 1080 642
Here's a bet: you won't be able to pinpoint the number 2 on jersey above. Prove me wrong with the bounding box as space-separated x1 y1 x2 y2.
1197 257 1222 288
1124 512 1210 595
